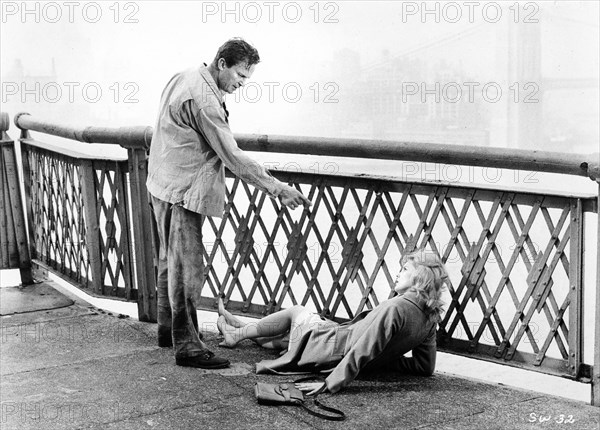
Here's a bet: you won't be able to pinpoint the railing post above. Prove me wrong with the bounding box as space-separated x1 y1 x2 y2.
127 147 156 322
80 160 104 294
593 180 600 406
18 115 37 277
0 112 33 285
568 199 583 378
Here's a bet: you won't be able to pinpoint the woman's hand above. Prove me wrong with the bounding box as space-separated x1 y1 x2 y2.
295 382 327 396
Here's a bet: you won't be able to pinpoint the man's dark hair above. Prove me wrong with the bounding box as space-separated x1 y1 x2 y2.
212 38 260 69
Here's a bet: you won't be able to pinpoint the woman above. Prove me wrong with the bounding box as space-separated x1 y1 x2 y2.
217 249 448 395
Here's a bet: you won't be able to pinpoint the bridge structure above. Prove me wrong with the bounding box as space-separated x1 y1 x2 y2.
0 111 599 407
353 9 599 151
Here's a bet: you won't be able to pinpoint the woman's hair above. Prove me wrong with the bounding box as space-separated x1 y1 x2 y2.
212 37 260 68
400 250 449 323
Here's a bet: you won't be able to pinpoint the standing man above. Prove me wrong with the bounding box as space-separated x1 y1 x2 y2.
147 38 311 369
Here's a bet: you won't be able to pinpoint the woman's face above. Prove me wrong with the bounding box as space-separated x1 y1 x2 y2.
394 260 417 294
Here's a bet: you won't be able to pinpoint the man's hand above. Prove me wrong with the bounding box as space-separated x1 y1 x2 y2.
279 185 311 210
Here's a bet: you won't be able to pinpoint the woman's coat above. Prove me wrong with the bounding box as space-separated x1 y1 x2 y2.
256 291 437 393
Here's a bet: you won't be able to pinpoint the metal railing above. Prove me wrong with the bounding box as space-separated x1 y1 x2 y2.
6 112 600 406
11 112 156 321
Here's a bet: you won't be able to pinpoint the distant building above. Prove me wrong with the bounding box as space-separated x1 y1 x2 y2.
324 5 598 152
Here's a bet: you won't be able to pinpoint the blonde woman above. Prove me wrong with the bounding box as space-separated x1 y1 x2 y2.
217 249 448 395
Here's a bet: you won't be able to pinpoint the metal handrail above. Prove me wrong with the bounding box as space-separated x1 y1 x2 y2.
14 112 153 150
14 112 599 180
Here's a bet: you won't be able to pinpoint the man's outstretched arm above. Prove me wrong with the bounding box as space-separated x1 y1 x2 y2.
186 101 310 209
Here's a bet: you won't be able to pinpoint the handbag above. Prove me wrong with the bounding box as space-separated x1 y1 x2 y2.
254 377 345 421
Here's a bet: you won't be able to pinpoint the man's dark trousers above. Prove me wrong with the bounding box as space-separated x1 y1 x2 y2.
150 195 207 357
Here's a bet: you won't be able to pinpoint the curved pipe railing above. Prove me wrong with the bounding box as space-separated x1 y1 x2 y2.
15 112 153 149
14 112 600 181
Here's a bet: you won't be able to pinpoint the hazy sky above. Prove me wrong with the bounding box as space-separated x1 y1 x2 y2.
1 1 598 155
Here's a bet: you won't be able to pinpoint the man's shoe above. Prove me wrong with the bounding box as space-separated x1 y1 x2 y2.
158 325 173 348
175 350 230 369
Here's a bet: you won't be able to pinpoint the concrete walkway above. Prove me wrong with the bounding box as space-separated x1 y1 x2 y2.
1 280 599 430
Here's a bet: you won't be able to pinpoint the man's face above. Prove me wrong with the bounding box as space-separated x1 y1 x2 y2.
217 58 255 94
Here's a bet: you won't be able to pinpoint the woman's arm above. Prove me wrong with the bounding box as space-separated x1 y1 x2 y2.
295 382 327 396
393 329 436 376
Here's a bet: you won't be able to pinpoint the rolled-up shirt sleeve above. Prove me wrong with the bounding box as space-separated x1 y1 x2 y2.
182 100 284 198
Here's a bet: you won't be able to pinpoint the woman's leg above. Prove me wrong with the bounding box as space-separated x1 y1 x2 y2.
217 297 244 328
252 334 289 350
217 298 287 349
217 305 305 348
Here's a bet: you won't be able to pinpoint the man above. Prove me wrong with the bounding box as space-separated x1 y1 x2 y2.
147 38 310 369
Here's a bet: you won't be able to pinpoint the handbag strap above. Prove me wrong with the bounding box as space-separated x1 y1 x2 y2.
300 398 346 421
293 377 346 421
